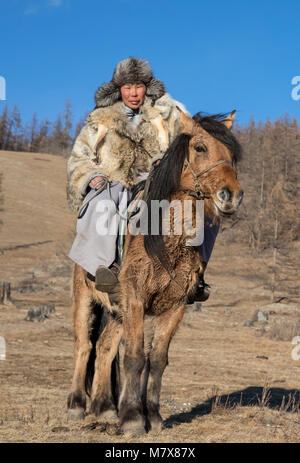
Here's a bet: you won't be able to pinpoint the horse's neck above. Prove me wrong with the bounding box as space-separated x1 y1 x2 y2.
169 190 217 224
162 193 203 246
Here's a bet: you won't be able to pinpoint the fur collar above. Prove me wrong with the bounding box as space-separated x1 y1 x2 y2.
89 95 175 129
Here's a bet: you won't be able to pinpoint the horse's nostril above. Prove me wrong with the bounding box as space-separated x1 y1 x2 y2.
217 188 230 203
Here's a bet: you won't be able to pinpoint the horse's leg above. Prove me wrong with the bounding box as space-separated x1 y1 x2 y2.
141 355 150 423
90 313 123 419
118 298 146 435
141 315 154 420
146 304 185 432
67 273 94 420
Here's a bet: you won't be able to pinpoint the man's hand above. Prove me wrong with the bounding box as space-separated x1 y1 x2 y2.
89 176 105 189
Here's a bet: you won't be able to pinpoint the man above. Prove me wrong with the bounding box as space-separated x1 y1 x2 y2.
67 57 218 300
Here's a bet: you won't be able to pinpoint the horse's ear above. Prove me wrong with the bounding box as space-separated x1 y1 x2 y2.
222 110 236 129
177 106 196 135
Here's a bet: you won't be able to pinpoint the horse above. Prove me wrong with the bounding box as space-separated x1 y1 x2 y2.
67 109 243 435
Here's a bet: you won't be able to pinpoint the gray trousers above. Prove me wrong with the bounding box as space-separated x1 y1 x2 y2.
69 183 128 276
68 184 219 276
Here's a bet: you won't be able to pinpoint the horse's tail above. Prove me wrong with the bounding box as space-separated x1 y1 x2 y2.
85 303 120 409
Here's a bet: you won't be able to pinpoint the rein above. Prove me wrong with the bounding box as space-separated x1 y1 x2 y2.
183 159 233 199
77 178 108 218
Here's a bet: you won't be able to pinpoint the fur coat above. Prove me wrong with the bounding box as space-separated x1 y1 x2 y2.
66 94 187 212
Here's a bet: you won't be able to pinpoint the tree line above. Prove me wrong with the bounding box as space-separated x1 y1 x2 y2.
220 113 300 301
227 113 300 250
0 100 85 156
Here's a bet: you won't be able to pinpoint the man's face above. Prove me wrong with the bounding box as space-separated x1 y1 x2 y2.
120 82 146 111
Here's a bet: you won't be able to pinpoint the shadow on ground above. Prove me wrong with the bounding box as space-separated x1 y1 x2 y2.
164 387 300 428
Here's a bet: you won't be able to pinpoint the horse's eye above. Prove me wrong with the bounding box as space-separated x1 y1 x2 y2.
195 144 207 153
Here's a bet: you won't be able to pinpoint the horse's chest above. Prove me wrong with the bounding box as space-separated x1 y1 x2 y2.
146 257 200 316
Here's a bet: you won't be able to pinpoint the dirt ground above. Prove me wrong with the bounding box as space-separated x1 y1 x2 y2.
0 150 300 443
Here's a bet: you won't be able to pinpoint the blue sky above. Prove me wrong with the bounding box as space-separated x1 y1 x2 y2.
1 0 300 128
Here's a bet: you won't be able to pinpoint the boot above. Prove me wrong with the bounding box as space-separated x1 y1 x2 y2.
192 273 210 302
187 263 210 304
95 262 120 293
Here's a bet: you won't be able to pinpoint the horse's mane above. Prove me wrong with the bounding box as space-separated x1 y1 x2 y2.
143 113 242 269
143 133 191 270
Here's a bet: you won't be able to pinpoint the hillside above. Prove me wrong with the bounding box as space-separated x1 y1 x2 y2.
0 150 75 282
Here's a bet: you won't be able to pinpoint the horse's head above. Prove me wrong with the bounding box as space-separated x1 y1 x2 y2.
179 110 244 218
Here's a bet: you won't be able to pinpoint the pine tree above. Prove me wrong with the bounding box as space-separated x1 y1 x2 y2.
0 105 8 149
11 105 23 151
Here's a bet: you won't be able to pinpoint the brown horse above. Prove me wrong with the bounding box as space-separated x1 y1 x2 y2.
67 109 243 434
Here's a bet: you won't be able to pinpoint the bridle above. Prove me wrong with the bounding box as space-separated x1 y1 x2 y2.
182 158 235 199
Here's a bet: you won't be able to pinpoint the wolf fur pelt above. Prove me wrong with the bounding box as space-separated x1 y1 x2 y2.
67 97 187 212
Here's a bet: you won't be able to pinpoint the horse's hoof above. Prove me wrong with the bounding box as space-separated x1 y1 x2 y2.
90 398 117 420
148 417 163 433
121 420 146 436
148 422 163 434
99 409 118 420
67 408 85 421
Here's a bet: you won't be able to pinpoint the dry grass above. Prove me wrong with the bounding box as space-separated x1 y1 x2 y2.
268 318 300 341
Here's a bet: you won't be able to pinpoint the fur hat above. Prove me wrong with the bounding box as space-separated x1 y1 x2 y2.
94 57 166 108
